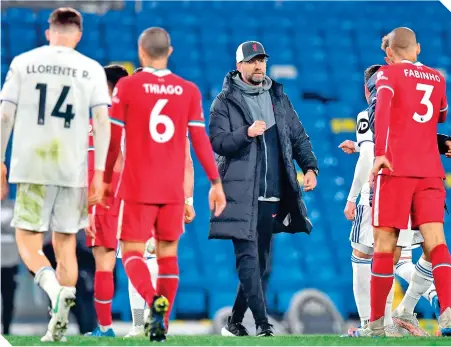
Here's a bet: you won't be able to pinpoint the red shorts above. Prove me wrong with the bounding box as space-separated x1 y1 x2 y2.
86 207 119 249
372 175 445 230
118 201 184 242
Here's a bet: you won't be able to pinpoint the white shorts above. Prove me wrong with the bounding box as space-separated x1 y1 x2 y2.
350 204 424 256
11 183 88 234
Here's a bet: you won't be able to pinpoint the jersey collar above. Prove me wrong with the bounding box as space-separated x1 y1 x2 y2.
142 67 172 77
401 59 423 66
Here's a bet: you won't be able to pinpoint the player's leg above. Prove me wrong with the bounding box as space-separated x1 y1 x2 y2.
42 186 88 341
414 177 450 336
86 210 119 337
349 205 373 329
152 204 185 340
353 176 412 337
120 201 158 330
393 244 430 336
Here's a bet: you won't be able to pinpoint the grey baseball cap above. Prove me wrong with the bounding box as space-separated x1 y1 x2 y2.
236 41 269 63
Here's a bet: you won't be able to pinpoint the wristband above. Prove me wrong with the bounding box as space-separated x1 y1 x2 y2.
185 197 193 206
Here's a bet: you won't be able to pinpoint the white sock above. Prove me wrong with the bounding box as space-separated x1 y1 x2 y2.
384 279 395 326
424 285 437 305
34 266 62 307
395 260 415 283
351 254 371 326
128 256 158 327
396 258 433 314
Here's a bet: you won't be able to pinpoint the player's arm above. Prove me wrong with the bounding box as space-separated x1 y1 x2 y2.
209 97 252 157
91 105 111 172
104 79 127 183
348 142 374 202
1 58 21 163
374 68 395 157
184 137 194 200
439 84 448 123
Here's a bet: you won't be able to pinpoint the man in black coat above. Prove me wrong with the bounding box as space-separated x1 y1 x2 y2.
208 41 319 336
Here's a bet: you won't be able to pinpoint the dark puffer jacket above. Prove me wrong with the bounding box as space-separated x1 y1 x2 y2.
208 71 319 241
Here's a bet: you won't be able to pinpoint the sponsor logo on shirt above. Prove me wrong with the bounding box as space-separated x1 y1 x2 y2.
357 118 370 134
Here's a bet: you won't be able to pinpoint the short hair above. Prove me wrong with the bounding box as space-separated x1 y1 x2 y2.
364 64 382 83
48 7 82 31
104 64 129 88
133 67 143 74
381 35 389 53
138 27 171 59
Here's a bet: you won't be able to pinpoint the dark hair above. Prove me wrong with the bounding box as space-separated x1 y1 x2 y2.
48 7 82 30
104 64 129 88
364 64 382 83
138 27 171 58
133 67 143 74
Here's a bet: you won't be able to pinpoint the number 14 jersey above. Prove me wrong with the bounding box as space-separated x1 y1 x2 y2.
0 45 110 187
110 67 205 204
374 61 448 178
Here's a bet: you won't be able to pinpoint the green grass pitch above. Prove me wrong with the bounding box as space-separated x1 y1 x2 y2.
5 335 451 346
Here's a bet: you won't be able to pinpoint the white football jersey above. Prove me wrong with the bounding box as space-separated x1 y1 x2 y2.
1 45 110 187
355 110 374 206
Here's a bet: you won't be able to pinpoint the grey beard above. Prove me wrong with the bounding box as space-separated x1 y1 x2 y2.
249 74 264 85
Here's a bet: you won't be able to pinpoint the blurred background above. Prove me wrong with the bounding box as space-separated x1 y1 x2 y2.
1 0 451 336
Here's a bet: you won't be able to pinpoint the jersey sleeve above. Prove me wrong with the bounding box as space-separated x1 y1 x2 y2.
187 84 205 128
355 111 373 146
375 66 395 97
90 64 111 108
0 57 21 105
109 78 127 127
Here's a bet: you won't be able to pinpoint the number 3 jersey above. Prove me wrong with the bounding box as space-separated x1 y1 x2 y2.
109 67 204 204
0 45 110 187
374 61 447 178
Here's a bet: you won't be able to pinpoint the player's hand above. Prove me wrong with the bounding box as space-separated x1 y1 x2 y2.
248 121 266 137
344 201 357 220
445 140 451 158
338 140 357 154
184 204 196 224
88 170 105 206
1 163 8 200
369 155 393 187
98 182 113 209
85 213 97 239
209 181 227 217
303 170 317 192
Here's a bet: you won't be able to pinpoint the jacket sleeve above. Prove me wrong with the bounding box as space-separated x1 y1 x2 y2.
438 133 451 155
285 96 319 174
208 96 252 157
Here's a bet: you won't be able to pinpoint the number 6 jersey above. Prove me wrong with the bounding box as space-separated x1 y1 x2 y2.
0 45 110 187
109 67 205 204
374 61 448 178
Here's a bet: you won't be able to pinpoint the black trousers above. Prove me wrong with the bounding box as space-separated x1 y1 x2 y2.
1 265 19 335
231 201 277 325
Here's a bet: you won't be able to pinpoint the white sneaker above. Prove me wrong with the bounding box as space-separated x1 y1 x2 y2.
42 287 76 342
124 325 145 338
41 331 68 342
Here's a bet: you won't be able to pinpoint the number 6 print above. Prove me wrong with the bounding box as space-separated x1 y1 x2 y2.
149 99 175 143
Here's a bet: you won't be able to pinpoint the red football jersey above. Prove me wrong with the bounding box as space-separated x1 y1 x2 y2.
374 61 448 178
110 67 205 204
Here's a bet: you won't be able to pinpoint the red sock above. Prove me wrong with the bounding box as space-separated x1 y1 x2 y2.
370 252 394 322
157 256 179 328
123 251 155 305
94 271 114 327
431 244 451 314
